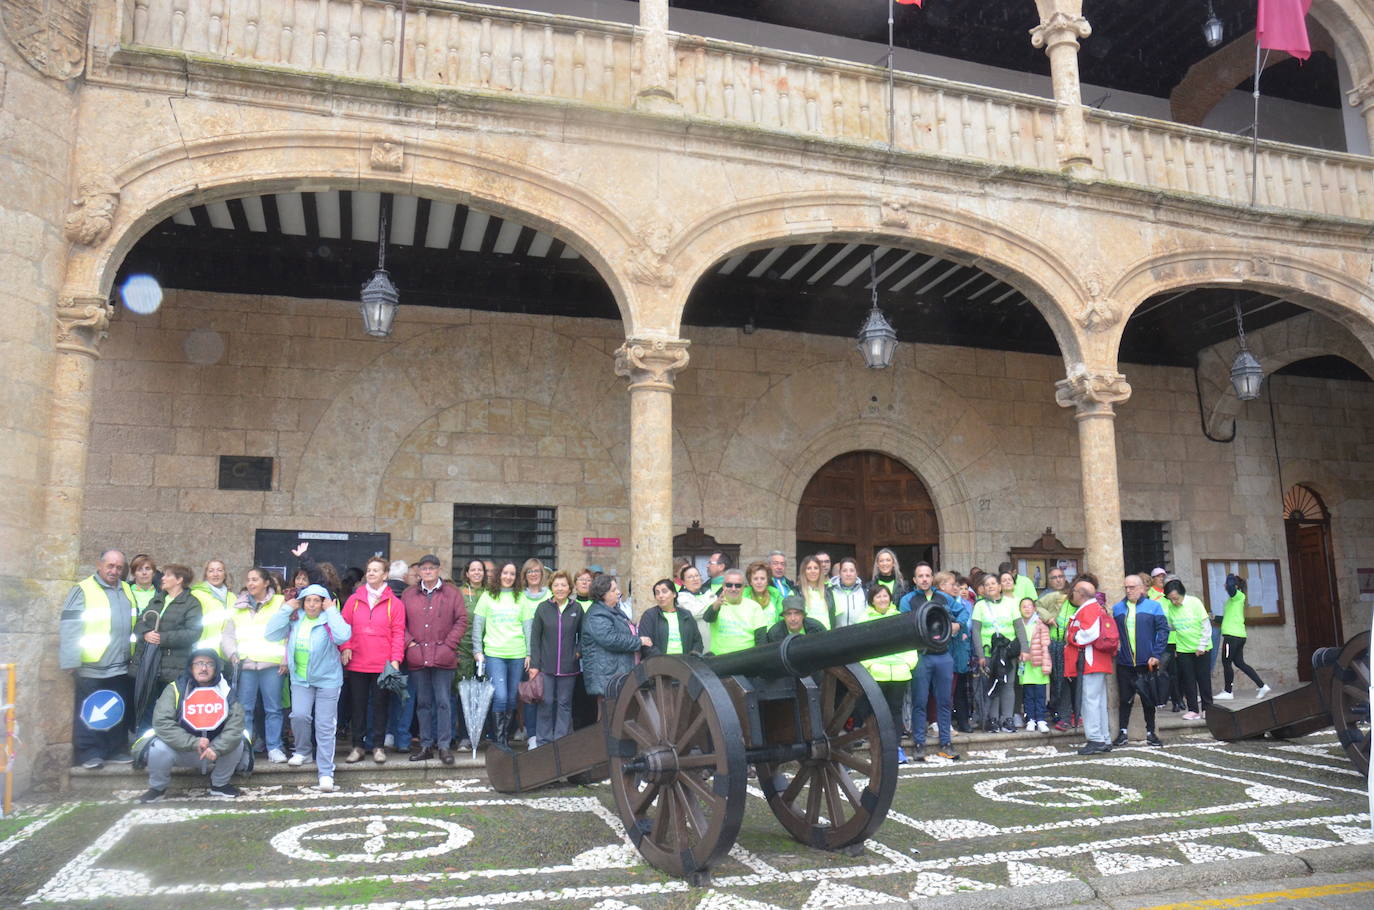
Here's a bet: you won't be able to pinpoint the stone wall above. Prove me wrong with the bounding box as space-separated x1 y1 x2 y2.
82 291 1374 689
0 32 79 792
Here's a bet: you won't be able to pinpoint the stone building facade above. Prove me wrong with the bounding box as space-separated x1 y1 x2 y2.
3 0 1374 793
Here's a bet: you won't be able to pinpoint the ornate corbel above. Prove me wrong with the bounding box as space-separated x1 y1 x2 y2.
369 137 405 171
56 296 115 357
614 337 691 392
62 176 120 247
625 221 677 288
880 198 915 229
1029 11 1092 52
1073 272 1119 332
1055 367 1131 417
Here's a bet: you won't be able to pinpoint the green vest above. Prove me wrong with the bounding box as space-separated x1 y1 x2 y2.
76 576 137 664
859 607 918 682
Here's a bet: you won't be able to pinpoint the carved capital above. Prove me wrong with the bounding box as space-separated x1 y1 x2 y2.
370 137 404 171
56 296 115 357
1348 75 1374 110
1029 13 1092 51
1055 368 1131 416
624 221 677 288
614 337 690 391
63 176 120 247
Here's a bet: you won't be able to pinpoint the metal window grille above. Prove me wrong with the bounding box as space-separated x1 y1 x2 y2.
1121 521 1171 577
452 504 556 568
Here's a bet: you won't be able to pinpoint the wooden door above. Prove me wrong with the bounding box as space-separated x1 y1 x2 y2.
796 451 938 572
1284 485 1343 682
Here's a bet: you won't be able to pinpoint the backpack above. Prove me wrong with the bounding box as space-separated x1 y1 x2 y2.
1094 612 1120 656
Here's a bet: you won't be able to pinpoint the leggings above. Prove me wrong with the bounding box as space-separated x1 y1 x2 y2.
1174 651 1213 712
1222 635 1264 692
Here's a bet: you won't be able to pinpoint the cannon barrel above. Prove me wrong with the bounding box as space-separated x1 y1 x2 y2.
704 600 951 680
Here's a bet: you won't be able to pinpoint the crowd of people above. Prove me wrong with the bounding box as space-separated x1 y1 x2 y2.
58 544 1271 798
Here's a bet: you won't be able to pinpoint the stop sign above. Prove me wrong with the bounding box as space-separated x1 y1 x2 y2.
181 687 229 731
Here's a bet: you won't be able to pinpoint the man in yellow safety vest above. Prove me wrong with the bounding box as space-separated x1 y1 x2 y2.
58 549 137 769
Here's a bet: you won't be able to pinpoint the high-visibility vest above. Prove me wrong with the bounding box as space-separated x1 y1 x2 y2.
233 595 285 663
192 585 232 656
77 576 137 664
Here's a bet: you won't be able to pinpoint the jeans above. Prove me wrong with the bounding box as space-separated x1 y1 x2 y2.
389 672 419 749
1117 663 1157 733
1080 673 1110 745
237 666 285 753
147 737 244 789
73 673 134 764
486 655 524 716
910 652 954 746
290 684 341 777
537 675 578 743
1222 635 1264 693
412 667 455 749
1022 683 1047 723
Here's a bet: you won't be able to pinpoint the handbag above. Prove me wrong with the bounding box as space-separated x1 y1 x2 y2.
518 671 545 705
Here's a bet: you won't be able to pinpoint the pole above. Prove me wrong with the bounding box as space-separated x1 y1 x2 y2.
1250 42 1262 206
3 664 14 816
887 0 896 151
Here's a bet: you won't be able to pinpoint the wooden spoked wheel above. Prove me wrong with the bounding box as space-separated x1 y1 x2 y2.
606 656 747 881
756 662 898 851
1327 630 1370 775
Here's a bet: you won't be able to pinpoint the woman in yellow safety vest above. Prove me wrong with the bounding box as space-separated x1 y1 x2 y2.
191 559 234 657
129 554 160 614
858 585 918 764
223 567 288 762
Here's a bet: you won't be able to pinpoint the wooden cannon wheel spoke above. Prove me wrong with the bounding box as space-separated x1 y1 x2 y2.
757 663 898 851
608 656 746 882
1327 631 1371 776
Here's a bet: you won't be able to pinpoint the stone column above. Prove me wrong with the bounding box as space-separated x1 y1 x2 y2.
1055 369 1130 585
1030 1 1094 176
635 0 677 111
1347 75 1374 154
614 337 690 617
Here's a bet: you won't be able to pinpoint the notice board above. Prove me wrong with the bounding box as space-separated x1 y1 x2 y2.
253 529 392 586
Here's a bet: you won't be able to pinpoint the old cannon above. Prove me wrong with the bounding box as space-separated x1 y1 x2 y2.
487 601 951 883
1206 630 1370 774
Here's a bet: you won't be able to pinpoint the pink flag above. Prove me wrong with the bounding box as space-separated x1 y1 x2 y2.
1256 0 1312 61
895 0 924 6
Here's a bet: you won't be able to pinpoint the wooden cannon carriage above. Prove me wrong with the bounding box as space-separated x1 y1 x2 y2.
488 602 952 883
1206 630 1370 774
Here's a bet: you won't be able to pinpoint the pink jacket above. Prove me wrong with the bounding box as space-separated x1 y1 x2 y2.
1026 615 1052 675
340 585 406 672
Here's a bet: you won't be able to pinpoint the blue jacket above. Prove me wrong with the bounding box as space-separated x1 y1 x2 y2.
265 603 351 689
1111 597 1170 666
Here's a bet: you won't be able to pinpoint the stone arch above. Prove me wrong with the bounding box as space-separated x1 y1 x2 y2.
291 321 630 525
1197 312 1374 437
665 192 1091 368
60 129 649 332
695 353 1022 571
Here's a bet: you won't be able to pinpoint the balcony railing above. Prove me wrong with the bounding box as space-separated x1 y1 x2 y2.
115 0 1373 221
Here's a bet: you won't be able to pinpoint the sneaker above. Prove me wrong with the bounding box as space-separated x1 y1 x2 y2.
1037 720 1050 733
1025 717 1036 730
457 738 472 751
107 752 134 764
344 748 365 763
135 787 165 803
1214 690 1234 700
317 776 335 792
897 747 908 765
209 784 240 799
1078 741 1108 755
527 736 538 750
910 745 926 762
1256 684 1272 699
935 746 961 762
287 753 308 766
1053 719 1070 732
383 733 395 749
80 757 104 770
1112 730 1130 747
267 748 287 763
1181 711 1201 721
1001 720 1017 733
1145 731 1164 747
373 747 387 764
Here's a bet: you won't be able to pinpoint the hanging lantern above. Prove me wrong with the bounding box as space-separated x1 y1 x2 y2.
1229 301 1263 401
360 205 399 337
1203 2 1224 48
857 305 897 369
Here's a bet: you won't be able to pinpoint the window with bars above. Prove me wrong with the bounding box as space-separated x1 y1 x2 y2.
452 504 557 569
1121 521 1171 577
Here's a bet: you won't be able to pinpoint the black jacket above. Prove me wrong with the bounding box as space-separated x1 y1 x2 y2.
765 616 827 642
528 598 584 675
638 606 704 658
134 590 204 683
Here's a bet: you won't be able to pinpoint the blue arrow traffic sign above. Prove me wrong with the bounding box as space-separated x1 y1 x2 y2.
80 690 125 731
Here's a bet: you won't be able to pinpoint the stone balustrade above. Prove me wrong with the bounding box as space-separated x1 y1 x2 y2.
114 0 1373 221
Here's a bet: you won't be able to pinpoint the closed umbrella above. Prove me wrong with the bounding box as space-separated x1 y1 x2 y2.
458 675 495 760
132 608 163 726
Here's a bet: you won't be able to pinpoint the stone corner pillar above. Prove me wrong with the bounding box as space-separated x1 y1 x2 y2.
634 0 680 113
39 294 115 794
1346 75 1374 154
1029 3 1095 177
614 336 690 618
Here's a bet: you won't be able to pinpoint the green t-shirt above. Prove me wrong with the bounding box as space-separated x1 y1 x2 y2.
1011 575 1039 605
1166 595 1212 653
1018 656 1049 686
1221 591 1247 638
132 586 158 613
711 599 768 654
664 610 683 655
476 590 530 659
1125 600 1138 658
293 613 326 678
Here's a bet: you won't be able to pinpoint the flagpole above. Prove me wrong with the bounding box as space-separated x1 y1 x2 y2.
1250 41 1262 206
887 0 896 151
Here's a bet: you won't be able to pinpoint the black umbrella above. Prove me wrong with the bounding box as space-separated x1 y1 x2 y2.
131 609 163 726
1134 668 1170 707
376 663 409 698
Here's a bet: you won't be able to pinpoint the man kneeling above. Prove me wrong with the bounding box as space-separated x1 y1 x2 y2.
137 649 246 802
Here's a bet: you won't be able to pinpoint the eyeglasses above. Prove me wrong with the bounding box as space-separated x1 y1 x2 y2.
722 582 743 589
191 660 216 669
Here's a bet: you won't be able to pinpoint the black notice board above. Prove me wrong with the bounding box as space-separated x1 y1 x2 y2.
253 529 392 586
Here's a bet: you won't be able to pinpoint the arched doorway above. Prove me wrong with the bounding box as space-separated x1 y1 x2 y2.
796 451 938 573
1284 485 1344 680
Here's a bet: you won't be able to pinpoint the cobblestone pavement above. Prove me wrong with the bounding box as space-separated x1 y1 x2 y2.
1 733 1369 909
